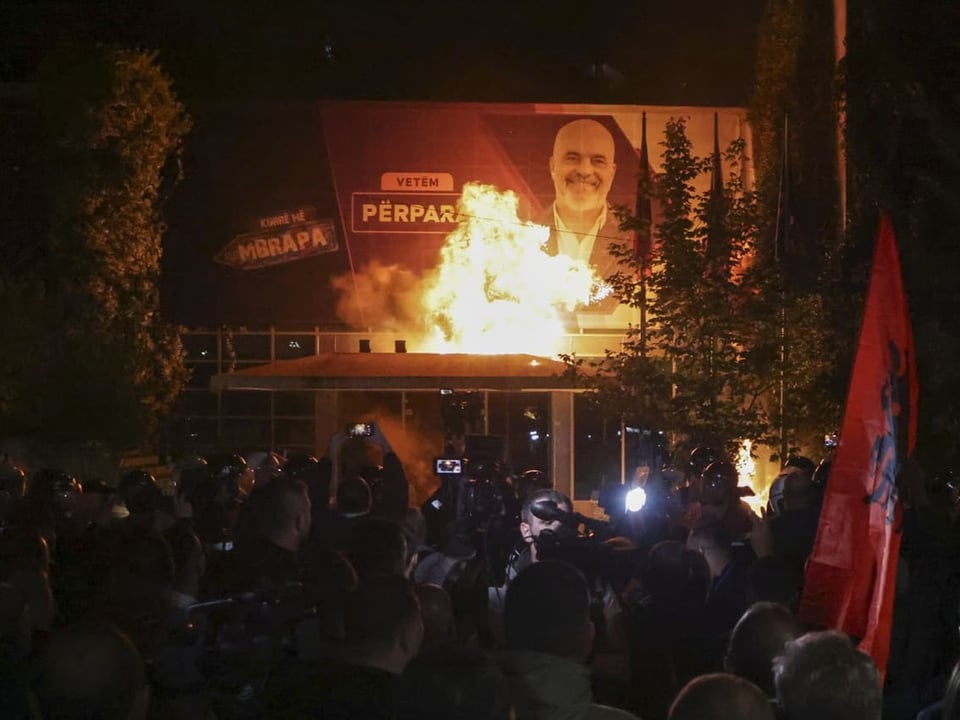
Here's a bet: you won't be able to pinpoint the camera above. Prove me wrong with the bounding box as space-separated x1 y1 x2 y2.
434 457 463 475
347 422 374 438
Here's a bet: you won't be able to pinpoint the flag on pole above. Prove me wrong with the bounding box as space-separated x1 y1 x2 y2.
704 112 728 275
773 115 792 270
633 112 653 263
798 211 918 678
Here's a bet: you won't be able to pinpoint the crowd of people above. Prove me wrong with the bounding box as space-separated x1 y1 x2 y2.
1 436 960 720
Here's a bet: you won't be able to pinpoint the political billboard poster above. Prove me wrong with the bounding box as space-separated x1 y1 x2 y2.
162 101 751 347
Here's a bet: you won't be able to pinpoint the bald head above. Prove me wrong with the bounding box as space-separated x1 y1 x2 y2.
32 622 148 720
549 118 617 226
669 673 775 720
725 602 802 695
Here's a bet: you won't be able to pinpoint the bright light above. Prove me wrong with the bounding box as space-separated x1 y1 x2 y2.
625 486 646 512
529 430 541 442
421 183 599 355
736 439 766 514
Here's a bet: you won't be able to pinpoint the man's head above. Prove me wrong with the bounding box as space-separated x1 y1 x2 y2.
724 601 802 696
348 516 408 580
259 477 312 552
549 118 617 222
397 645 513 720
31 622 150 720
669 673 775 720
773 631 881 720
504 559 594 661
520 488 571 561
343 575 423 672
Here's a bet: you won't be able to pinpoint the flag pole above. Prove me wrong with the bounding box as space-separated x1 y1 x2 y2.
775 114 790 462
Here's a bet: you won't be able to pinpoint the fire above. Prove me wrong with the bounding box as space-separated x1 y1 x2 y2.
420 183 599 356
736 439 769 515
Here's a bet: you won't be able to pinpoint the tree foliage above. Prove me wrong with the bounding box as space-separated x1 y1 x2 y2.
565 119 763 459
563 109 844 462
843 0 960 468
3 45 192 451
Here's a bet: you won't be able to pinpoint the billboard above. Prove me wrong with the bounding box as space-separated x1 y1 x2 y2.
162 101 751 337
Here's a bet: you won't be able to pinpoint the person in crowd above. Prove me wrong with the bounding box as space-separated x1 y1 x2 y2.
724 601 802 697
264 574 423 719
117 469 165 517
179 453 250 551
16 468 84 556
30 621 151 720
696 461 757 541
314 471 373 552
773 630 882 720
415 516 490 647
686 522 753 671
0 456 27 529
414 582 458 652
100 526 176 654
223 475 312 594
517 488 572 566
162 523 205 611
397 644 514 720
327 422 400 508
0 525 55 633
498 559 640 720
769 466 820 566
347 514 409 581
626 539 711 720
668 673 775 720
0 583 33 719
487 488 573 636
917 656 960 720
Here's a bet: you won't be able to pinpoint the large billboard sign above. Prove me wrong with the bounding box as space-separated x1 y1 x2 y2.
162 101 751 342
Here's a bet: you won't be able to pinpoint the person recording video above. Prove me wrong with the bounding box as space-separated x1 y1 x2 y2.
326 422 409 522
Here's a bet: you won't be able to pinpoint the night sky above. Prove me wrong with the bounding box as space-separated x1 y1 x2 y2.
0 0 766 106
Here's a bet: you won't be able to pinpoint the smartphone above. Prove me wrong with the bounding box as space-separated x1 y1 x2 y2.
434 457 463 475
347 422 375 438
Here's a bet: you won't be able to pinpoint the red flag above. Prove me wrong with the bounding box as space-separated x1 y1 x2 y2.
799 212 918 678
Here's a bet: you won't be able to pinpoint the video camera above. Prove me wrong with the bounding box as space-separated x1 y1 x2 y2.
529 500 642 590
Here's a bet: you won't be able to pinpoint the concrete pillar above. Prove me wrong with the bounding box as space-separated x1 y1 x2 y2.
550 391 575 499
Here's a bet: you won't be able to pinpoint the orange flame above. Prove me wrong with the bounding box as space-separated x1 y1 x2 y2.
736 439 771 515
421 183 599 356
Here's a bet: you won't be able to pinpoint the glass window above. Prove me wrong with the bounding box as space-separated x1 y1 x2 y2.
275 391 315 417
227 333 271 361
275 419 316 449
275 333 316 360
221 418 272 450
175 390 218 416
171 416 220 450
222 391 271 417
181 333 218 362
185 362 218 389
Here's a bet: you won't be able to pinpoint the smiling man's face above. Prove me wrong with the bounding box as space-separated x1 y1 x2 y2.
549 119 617 220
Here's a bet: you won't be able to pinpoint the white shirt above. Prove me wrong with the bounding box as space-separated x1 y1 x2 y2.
554 205 607 265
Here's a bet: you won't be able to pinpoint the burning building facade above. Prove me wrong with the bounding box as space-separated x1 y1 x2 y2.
165 100 753 502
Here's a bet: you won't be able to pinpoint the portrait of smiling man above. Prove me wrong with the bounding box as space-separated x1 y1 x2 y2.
540 117 633 326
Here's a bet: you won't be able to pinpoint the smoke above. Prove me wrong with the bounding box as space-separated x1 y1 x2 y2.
331 261 428 337
346 409 441 507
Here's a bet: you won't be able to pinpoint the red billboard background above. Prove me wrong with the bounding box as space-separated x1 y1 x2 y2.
162 101 750 330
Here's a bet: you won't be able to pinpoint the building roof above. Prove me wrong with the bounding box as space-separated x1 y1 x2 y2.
211 352 585 392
